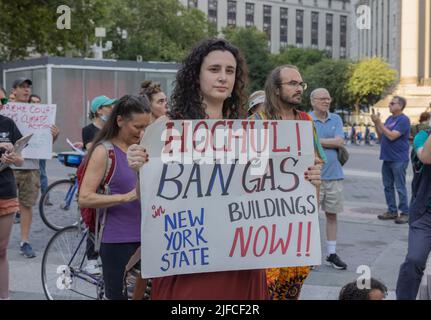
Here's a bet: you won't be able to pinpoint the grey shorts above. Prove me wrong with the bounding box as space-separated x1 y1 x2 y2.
319 180 344 214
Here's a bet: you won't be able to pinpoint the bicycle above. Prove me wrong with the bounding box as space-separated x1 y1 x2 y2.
41 224 104 300
39 152 83 231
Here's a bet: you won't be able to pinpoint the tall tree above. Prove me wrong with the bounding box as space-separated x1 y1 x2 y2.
106 0 214 62
271 46 329 74
346 57 398 114
303 59 353 111
223 26 273 93
0 0 213 62
0 0 113 61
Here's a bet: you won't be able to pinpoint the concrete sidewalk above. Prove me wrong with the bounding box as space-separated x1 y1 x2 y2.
299 203 407 300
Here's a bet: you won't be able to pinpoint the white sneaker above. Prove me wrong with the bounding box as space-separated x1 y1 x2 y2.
84 259 101 275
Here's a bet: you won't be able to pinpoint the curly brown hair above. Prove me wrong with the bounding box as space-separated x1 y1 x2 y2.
168 38 248 120
139 80 163 101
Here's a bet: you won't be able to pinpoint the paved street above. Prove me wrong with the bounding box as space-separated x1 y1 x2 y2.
7 144 417 299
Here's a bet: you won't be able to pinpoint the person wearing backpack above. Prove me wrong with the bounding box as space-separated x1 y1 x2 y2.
396 129 431 299
409 112 430 143
80 95 116 275
78 95 152 300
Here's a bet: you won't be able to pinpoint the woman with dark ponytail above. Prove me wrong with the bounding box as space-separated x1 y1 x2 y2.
79 95 152 299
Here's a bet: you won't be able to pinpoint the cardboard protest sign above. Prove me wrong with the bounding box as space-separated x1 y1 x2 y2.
139 118 321 278
0 102 57 159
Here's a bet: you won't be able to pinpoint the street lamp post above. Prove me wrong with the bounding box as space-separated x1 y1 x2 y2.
90 27 112 60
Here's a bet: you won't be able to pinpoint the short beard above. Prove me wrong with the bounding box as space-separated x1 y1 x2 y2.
280 94 301 109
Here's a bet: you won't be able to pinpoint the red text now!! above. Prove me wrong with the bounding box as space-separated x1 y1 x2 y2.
229 222 312 258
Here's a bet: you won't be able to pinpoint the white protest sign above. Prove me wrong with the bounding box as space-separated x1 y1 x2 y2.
0 102 57 159
139 119 321 278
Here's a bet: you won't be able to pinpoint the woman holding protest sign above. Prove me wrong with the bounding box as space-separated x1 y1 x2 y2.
0 87 24 299
127 38 322 300
78 95 152 300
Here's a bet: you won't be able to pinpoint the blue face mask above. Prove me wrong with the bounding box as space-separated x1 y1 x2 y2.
100 115 109 122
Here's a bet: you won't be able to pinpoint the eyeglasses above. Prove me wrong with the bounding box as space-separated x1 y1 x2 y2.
389 102 399 106
0 98 8 105
280 81 308 90
314 97 332 102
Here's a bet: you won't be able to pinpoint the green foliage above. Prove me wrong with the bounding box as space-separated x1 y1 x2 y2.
0 1 399 114
107 0 214 62
0 0 112 60
271 46 329 73
0 0 213 62
347 57 398 111
223 26 273 93
303 59 353 111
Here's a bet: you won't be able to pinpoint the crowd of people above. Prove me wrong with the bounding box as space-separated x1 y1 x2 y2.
1 37 431 301
343 123 378 145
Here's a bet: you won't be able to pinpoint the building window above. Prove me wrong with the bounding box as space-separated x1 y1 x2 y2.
340 47 347 59
340 15 347 58
227 0 237 27
325 13 333 55
208 0 217 25
188 0 198 8
296 9 304 47
245 2 254 27
311 11 319 48
314 0 318 7
280 7 288 47
263 5 272 41
328 0 332 9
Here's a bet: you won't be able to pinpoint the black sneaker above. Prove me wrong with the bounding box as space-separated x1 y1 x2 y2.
395 214 409 224
377 212 397 220
20 242 36 258
326 254 347 270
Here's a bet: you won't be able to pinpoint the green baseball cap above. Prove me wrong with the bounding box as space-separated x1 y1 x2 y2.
91 95 116 113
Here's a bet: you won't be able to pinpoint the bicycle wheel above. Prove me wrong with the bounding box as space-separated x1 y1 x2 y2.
39 179 80 231
41 226 103 300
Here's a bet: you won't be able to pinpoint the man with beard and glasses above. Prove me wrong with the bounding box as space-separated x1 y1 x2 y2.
251 65 325 300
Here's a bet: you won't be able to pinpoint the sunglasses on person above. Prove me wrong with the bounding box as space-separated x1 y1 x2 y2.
0 97 8 105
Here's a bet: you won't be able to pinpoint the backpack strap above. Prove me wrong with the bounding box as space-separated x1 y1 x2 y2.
94 141 117 253
255 111 268 120
299 111 327 163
